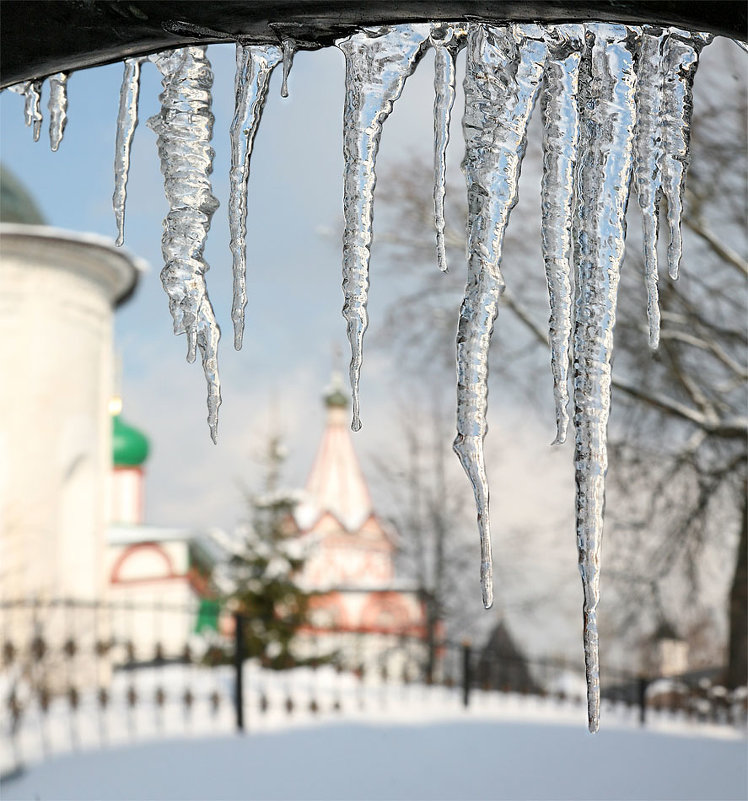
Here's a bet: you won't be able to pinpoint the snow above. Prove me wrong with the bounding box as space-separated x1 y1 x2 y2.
3 716 745 800
2 662 745 800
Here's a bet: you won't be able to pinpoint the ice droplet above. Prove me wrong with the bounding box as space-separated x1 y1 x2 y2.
540 25 583 444
47 72 69 151
229 44 283 350
113 58 144 247
572 24 637 733
431 25 459 273
147 47 222 443
456 23 547 609
337 24 432 431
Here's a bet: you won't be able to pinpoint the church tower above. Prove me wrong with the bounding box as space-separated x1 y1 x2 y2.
293 374 426 670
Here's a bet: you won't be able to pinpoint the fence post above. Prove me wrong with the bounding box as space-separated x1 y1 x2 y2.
234 612 245 733
637 675 649 727
462 640 472 708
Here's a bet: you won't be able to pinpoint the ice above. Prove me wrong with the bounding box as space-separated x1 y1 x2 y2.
280 39 296 98
455 23 547 610
8 80 43 141
337 23 432 431
632 29 666 348
572 24 637 733
229 44 283 349
430 25 460 273
540 25 583 444
660 31 709 280
47 72 69 151
147 47 222 442
113 58 144 247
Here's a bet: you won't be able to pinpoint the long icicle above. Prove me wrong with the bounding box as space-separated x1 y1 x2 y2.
572 24 636 733
229 44 283 350
337 24 432 431
661 29 710 280
540 25 583 444
632 28 666 349
48 72 69 151
431 25 458 273
456 24 547 609
113 58 144 247
147 47 222 442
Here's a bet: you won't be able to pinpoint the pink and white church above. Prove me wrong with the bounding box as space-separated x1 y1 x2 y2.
290 377 428 671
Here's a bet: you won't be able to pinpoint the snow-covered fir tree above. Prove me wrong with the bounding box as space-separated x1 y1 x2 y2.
226 435 310 670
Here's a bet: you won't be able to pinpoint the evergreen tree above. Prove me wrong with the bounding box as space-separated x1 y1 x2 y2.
228 435 310 670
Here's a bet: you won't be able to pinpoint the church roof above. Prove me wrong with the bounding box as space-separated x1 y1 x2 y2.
295 375 373 533
0 164 46 225
113 414 150 467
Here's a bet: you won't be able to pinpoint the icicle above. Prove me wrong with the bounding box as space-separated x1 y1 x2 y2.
431 25 458 273
632 29 666 348
113 58 144 247
229 44 283 350
147 47 222 442
660 30 709 280
8 80 43 142
456 23 547 609
337 24 432 431
572 24 637 733
280 38 296 98
47 72 69 152
26 81 43 142
540 25 583 444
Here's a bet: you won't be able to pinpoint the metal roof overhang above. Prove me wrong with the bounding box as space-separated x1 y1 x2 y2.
1 1 746 89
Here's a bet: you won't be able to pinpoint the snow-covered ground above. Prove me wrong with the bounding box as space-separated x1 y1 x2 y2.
3 717 746 801
2 664 746 800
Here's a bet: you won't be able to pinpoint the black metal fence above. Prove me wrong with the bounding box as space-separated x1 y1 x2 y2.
1 599 744 777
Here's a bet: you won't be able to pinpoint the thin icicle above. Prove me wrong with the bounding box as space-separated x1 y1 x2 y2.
661 30 709 280
337 24 432 431
8 81 43 141
47 72 69 152
147 47 222 442
540 25 583 444
229 44 283 349
431 25 458 273
280 38 296 98
572 24 637 733
456 23 547 609
632 28 667 348
26 81 43 142
113 58 144 247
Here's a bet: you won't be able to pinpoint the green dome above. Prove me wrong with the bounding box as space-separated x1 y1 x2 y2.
0 164 46 225
113 415 150 467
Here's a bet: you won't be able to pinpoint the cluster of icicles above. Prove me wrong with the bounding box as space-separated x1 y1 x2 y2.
8 21 713 732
